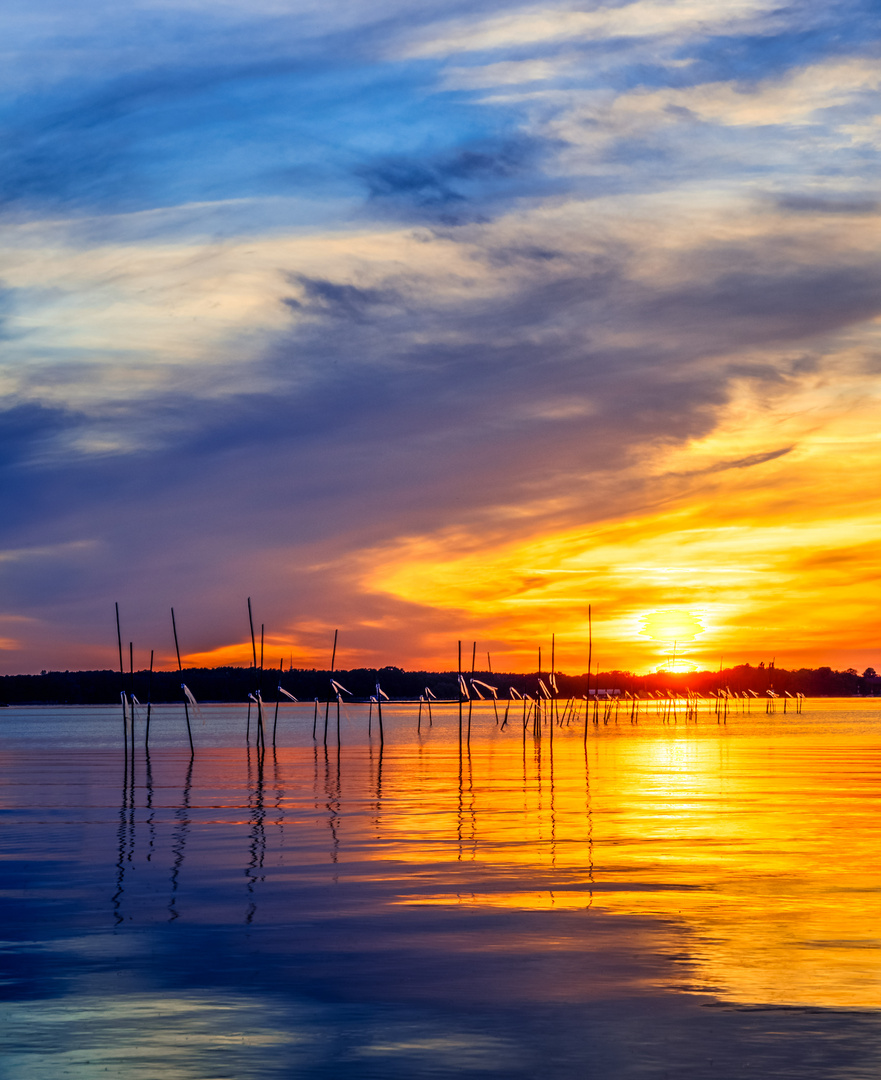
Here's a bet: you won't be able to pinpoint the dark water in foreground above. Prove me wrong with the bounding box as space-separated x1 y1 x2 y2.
1 699 880 1078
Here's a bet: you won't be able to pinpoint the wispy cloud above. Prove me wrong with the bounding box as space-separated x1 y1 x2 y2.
401 0 781 58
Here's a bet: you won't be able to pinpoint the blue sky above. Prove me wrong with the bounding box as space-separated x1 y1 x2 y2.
2 0 881 674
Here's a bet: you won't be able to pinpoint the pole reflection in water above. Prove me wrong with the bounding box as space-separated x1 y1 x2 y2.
584 742 594 909
168 753 194 922
245 744 267 924
272 748 286 854
323 742 341 868
371 741 383 834
145 747 155 861
112 744 136 925
456 742 477 864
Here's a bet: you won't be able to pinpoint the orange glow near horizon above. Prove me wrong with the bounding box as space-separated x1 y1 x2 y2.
94 371 881 679
347 381 881 675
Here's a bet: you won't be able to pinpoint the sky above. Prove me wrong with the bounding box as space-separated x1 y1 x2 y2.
2 0 881 677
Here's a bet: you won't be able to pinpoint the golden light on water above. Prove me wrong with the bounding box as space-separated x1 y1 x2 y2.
336 704 881 1009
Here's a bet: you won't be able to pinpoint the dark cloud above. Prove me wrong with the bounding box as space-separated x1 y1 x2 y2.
704 446 795 474
642 259 881 349
357 135 560 219
285 276 404 322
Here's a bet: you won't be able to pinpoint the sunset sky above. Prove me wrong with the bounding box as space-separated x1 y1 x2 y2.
2 0 880 676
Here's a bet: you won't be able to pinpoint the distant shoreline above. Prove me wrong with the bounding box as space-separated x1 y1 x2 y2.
0 663 876 705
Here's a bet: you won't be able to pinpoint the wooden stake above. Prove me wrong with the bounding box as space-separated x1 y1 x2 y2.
467 641 475 746
273 656 282 747
535 646 541 738
458 640 463 744
324 629 338 747
248 598 258 668
115 603 126 740
145 649 153 748
171 607 194 754
129 641 135 753
584 605 592 744
247 598 258 744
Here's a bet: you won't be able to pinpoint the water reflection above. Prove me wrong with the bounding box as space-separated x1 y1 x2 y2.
168 754 193 922
29 704 881 1014
145 748 156 861
245 744 267 924
322 743 341 868
112 746 135 925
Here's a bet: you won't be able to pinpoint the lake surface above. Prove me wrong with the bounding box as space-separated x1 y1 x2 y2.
1 697 880 1078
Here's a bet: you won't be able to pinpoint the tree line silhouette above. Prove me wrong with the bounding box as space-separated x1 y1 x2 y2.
0 661 877 705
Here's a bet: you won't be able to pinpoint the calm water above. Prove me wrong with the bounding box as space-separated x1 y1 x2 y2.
1 698 880 1078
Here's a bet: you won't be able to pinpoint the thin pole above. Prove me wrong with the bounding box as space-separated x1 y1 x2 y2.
273 656 282 747
551 632 557 726
324 629 337 746
247 598 258 744
375 683 384 745
584 605 592 744
535 646 541 738
248 598 258 667
468 641 475 746
258 624 265 746
549 634 555 742
115 603 126 740
171 607 194 755
145 649 154 748
129 642 135 754
458 641 463 743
